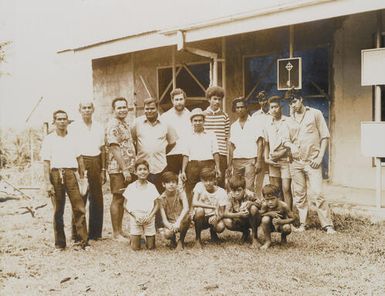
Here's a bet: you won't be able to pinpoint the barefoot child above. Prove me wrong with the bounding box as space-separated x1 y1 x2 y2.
192 168 228 248
260 184 295 250
123 159 159 250
223 175 262 247
159 171 190 250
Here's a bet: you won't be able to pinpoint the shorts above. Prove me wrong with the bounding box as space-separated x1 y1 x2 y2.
269 161 291 179
109 173 136 194
129 212 156 236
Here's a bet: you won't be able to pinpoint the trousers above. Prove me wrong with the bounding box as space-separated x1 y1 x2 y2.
50 168 88 248
290 160 333 228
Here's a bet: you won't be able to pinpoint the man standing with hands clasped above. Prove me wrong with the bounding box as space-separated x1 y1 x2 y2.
71 100 106 241
106 97 137 241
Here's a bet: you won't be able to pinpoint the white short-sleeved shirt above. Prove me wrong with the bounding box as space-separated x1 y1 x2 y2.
123 181 159 214
40 131 80 168
69 120 105 157
132 116 178 174
183 130 219 161
230 115 263 159
263 115 290 154
160 108 192 156
193 182 228 216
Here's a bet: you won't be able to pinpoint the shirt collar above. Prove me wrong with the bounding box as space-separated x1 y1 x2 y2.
206 106 221 115
143 114 161 125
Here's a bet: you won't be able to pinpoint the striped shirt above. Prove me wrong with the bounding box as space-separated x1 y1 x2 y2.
203 107 230 156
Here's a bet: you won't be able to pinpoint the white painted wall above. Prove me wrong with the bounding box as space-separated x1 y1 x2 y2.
331 11 385 189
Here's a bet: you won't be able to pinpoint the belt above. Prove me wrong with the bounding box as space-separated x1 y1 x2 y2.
81 154 101 159
51 168 77 171
189 160 214 165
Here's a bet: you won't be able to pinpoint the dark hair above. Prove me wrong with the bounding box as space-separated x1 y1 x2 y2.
143 97 159 107
231 97 246 112
284 87 301 102
268 96 282 105
205 86 224 100
228 175 246 191
112 97 127 109
200 167 216 181
161 171 178 183
52 110 68 123
256 91 267 102
170 88 186 100
262 184 280 198
135 159 149 170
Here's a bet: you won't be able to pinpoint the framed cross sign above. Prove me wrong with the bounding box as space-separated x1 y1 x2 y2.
277 57 302 90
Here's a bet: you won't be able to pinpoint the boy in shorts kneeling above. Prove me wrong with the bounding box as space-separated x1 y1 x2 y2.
223 175 262 247
192 168 228 249
159 171 190 250
123 159 159 250
260 184 295 250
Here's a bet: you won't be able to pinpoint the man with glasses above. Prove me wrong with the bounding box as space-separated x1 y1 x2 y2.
283 89 336 234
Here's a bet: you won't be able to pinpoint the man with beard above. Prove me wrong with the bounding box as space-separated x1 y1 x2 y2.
161 88 191 175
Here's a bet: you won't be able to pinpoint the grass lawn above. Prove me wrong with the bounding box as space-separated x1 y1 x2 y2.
1 182 385 295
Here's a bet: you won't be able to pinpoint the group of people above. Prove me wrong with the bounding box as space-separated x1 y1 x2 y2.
41 85 336 252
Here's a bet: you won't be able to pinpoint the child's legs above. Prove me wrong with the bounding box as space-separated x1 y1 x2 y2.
261 216 272 243
223 217 249 232
143 217 156 249
193 208 206 241
145 236 156 250
280 224 292 243
178 215 191 244
130 235 141 250
213 219 225 233
248 205 261 239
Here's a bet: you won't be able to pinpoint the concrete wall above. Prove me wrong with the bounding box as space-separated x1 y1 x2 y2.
331 11 385 189
90 10 385 190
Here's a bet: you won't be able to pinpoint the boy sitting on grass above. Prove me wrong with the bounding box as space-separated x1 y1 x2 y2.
223 175 262 247
159 171 190 250
123 159 159 251
192 167 228 249
260 184 295 250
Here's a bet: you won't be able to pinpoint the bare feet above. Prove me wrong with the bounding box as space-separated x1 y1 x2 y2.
250 238 261 249
120 231 130 238
194 240 203 249
175 240 184 251
260 241 271 250
113 234 128 243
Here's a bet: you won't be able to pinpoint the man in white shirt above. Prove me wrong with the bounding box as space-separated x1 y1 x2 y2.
181 108 221 204
161 88 191 175
228 97 264 191
131 97 177 193
41 110 88 250
251 91 270 197
71 101 106 241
